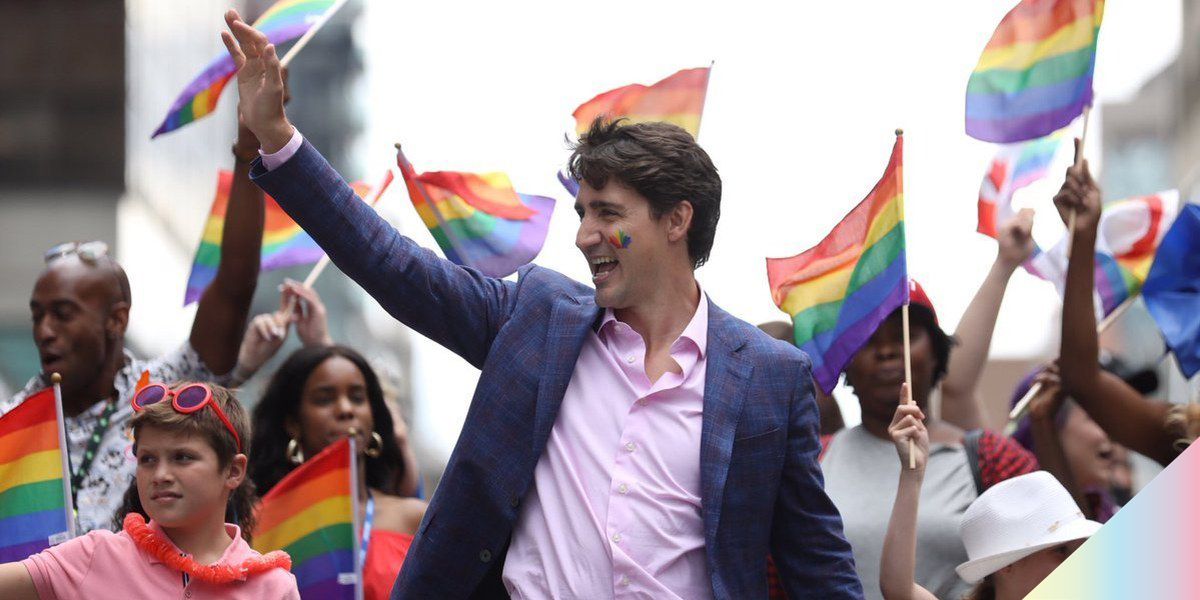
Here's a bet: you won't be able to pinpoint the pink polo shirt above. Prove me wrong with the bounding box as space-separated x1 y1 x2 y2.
21 521 299 600
503 291 711 600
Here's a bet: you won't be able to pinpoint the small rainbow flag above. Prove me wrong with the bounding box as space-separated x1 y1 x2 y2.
0 387 74 562
572 66 711 138
966 0 1105 143
152 0 344 138
767 133 907 393
254 437 358 599
1027 190 1180 316
397 147 554 278
977 132 1064 238
184 170 384 305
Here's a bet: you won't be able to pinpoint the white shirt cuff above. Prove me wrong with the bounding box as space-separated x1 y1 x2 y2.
260 128 304 171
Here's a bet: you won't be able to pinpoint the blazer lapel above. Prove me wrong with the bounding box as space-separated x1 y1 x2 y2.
700 302 752 546
532 294 602 458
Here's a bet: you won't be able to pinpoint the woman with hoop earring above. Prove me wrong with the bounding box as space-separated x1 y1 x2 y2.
248 345 427 600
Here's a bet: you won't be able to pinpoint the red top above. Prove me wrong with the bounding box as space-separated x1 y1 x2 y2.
364 530 414 600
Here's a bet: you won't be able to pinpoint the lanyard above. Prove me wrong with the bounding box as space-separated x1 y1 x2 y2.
360 495 375 567
71 399 118 494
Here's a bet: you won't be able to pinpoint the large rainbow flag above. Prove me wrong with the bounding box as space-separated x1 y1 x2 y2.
1027 190 1180 316
184 170 383 305
397 147 554 278
966 0 1105 143
254 437 358 599
0 387 74 562
572 66 711 138
767 133 908 393
152 0 344 138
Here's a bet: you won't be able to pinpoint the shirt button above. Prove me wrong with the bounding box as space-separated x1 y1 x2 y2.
625 442 636 452
618 483 629 494
626 356 636 363
479 549 492 562
619 575 630 586
612 533 622 543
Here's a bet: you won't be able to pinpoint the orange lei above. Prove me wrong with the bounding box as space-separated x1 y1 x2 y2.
123 513 292 584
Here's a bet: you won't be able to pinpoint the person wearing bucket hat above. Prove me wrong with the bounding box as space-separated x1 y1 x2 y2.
881 397 1099 600
821 280 1039 600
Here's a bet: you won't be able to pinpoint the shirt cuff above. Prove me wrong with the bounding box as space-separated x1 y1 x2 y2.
260 128 304 171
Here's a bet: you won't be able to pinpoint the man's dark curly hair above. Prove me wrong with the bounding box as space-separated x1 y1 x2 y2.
567 117 722 268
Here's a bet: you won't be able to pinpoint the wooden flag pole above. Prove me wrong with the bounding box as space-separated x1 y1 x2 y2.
50 372 77 539
1065 106 1092 260
279 0 349 68
902 303 916 470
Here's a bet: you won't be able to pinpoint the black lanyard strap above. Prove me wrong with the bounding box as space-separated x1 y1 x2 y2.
71 399 118 493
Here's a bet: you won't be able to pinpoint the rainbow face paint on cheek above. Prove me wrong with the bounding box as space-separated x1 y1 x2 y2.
607 229 633 249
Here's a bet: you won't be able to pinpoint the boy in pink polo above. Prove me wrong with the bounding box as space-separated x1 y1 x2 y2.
0 381 298 599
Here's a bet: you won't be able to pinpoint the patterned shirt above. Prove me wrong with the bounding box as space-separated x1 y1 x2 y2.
2 343 223 533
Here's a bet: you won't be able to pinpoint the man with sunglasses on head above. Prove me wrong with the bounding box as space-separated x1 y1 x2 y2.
1 119 266 533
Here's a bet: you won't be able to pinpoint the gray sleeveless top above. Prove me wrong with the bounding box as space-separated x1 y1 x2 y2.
821 425 977 600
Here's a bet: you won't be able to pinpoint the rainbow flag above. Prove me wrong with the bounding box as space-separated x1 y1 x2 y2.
152 0 344 138
397 148 554 278
572 66 711 138
966 0 1105 143
184 170 383 305
0 387 74 562
766 134 907 393
1027 190 1180 316
977 132 1064 238
254 437 358 599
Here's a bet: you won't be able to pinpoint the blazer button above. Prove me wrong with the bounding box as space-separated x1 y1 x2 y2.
510 495 520 508
480 549 492 563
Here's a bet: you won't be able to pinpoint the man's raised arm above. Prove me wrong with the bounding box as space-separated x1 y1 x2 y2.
221 10 514 367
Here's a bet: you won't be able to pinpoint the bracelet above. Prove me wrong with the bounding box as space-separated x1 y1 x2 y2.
231 144 260 163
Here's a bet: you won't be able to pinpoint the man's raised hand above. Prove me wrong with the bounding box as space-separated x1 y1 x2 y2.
221 9 294 153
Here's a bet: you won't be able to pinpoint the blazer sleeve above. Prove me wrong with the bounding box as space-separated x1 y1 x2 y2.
770 355 865 599
250 140 515 368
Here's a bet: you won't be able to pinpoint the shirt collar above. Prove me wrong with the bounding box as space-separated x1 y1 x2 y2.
145 519 252 573
599 286 709 359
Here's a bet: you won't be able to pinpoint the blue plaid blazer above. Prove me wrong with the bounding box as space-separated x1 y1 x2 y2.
252 141 862 599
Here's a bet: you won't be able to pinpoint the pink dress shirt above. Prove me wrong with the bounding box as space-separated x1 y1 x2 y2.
21 521 299 599
503 291 712 600
262 134 713 598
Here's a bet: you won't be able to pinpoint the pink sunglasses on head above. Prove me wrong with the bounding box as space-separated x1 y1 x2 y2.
132 374 242 453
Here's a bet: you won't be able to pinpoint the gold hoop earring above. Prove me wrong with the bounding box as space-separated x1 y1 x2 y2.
286 438 305 464
365 431 384 458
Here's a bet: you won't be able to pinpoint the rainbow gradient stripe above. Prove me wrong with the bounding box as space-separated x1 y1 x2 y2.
254 438 357 599
966 0 1105 143
184 170 377 305
152 0 340 138
977 132 1064 238
766 134 907 393
572 67 711 138
0 388 72 562
1028 440 1200 598
397 148 554 278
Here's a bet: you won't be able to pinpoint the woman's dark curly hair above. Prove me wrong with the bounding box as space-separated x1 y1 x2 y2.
248 345 405 496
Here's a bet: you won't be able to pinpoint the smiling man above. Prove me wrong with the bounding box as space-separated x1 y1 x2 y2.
223 10 860 599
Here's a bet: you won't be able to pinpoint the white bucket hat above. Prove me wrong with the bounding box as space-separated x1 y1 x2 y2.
956 471 1102 584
